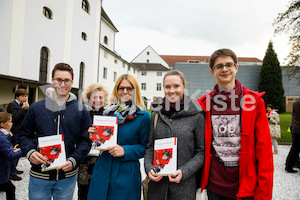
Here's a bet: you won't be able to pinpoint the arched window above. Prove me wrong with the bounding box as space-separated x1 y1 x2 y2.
104 36 108 45
79 62 85 89
82 0 90 14
39 47 49 83
43 7 53 19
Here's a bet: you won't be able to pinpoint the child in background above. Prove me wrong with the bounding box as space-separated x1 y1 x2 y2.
0 112 23 200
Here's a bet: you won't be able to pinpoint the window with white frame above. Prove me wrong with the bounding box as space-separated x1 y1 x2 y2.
141 71 147 76
141 83 146 90
157 83 162 91
103 67 107 79
82 0 90 13
157 72 162 76
114 72 117 82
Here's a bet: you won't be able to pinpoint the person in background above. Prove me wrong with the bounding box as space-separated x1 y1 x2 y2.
266 104 280 154
78 83 109 200
144 70 205 200
88 74 150 200
7 88 29 181
197 48 273 200
0 112 23 200
18 63 91 200
285 99 300 173
0 104 5 112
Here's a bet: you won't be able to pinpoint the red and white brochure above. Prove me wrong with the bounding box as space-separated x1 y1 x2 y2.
91 116 118 150
153 137 177 176
38 134 66 172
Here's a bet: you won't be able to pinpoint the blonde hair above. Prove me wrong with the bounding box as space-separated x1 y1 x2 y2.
110 74 145 110
163 70 186 86
82 82 109 106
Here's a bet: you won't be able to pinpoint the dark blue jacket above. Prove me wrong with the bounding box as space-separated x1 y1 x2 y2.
0 133 22 183
18 93 92 180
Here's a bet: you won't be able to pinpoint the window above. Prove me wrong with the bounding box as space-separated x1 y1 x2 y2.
147 52 150 55
81 32 87 41
82 0 90 13
157 83 162 91
141 83 146 90
157 72 162 76
103 67 107 79
114 72 117 82
128 65 130 71
114 59 118 64
188 60 199 63
204 58 209 63
123 63 125 68
104 52 108 59
141 71 147 76
79 62 85 89
39 47 49 83
43 7 53 19
104 36 108 45
147 59 149 63
133 68 136 73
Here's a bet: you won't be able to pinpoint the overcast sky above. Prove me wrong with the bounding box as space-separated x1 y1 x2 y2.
102 0 291 64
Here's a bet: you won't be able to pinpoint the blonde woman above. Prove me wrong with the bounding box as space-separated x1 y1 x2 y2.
88 74 151 200
78 83 109 200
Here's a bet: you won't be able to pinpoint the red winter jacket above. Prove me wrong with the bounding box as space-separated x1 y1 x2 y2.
196 86 274 200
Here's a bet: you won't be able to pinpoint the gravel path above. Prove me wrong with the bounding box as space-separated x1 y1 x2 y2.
1 145 299 200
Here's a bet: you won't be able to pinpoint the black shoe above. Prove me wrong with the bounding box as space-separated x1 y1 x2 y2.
10 175 22 181
285 167 298 173
16 170 24 174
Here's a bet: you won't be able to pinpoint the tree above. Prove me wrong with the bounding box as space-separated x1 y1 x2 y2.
259 41 285 113
273 0 300 85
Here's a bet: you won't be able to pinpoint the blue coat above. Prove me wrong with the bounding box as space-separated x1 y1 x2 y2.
88 110 150 200
0 133 22 183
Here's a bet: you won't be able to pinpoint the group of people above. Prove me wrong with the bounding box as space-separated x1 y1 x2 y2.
3 48 296 200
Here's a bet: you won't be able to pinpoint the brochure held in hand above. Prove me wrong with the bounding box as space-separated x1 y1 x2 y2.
153 137 177 176
91 115 118 150
38 134 66 172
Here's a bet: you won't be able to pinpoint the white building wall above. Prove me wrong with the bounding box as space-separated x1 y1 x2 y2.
132 46 169 68
0 0 102 87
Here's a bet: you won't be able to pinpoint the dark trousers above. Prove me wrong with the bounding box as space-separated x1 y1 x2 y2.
0 181 16 200
207 190 253 200
10 159 19 176
78 183 90 200
286 132 300 169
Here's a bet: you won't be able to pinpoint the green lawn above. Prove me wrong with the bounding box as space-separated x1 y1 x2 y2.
277 112 292 144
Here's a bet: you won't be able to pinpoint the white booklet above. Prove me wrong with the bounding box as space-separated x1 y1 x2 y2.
91 116 118 150
153 137 177 176
38 134 66 172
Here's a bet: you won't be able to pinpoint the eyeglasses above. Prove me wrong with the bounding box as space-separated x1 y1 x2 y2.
52 78 72 86
118 87 133 92
212 62 236 71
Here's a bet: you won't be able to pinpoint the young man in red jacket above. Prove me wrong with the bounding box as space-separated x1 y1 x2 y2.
197 49 274 200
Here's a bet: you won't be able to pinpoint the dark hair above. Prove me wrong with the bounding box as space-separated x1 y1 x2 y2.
0 112 12 124
15 88 28 98
267 104 273 109
209 48 238 69
52 63 74 79
163 70 186 86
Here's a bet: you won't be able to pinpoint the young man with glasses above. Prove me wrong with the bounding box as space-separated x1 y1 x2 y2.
18 63 91 200
197 49 273 200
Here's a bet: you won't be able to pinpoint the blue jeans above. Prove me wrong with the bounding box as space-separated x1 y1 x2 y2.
29 174 77 200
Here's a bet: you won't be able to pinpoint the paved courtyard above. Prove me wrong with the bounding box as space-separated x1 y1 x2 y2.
1 145 299 200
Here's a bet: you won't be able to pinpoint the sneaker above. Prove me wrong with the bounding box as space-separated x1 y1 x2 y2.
10 175 22 181
285 167 298 173
16 170 24 174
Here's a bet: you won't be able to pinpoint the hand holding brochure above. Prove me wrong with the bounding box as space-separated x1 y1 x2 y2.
153 137 177 176
92 116 118 150
38 134 66 172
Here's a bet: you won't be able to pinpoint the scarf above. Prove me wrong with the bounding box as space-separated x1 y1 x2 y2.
0 128 13 138
161 96 185 117
103 101 137 124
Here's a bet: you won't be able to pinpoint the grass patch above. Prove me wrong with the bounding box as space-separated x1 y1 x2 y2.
277 112 292 144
